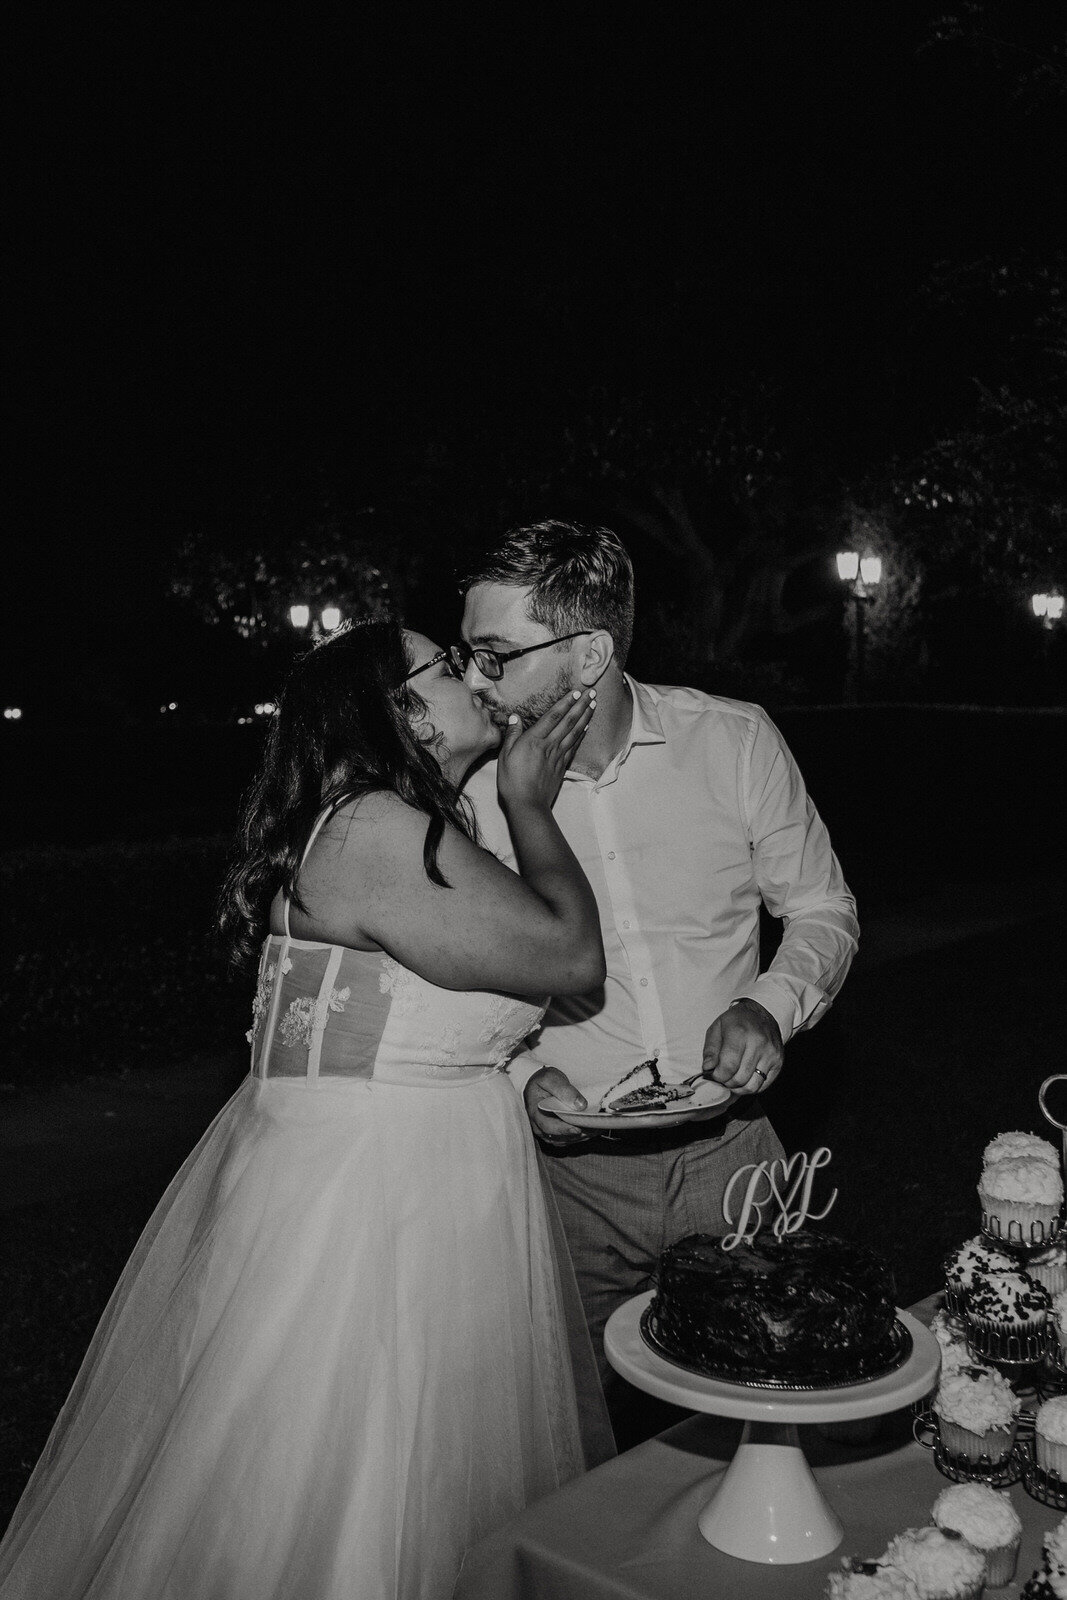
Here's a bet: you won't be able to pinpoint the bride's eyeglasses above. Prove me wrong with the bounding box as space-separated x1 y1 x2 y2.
399 650 464 685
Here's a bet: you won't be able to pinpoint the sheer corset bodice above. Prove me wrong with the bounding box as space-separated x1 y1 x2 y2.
248 936 547 1086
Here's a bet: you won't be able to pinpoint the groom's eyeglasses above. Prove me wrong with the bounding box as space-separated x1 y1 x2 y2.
448 632 590 682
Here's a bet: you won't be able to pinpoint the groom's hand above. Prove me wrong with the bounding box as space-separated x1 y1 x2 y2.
524 1066 590 1145
702 999 783 1095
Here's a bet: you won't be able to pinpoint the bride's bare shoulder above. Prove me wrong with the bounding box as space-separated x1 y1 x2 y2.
316 791 471 876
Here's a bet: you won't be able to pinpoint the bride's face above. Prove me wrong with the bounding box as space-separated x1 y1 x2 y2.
401 632 500 774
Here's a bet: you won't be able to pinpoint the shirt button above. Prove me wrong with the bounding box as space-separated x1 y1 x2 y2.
622 920 631 929
639 978 649 987
607 851 616 860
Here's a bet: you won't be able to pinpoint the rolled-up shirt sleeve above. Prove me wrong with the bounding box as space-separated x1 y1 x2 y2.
734 711 860 1043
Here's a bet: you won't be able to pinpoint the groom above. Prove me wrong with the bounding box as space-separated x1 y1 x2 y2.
456 521 859 1429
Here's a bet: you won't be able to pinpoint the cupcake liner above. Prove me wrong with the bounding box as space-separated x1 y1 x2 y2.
1029 1260 1067 1297
978 1197 1061 1248
1036 1434 1067 1478
982 1530 1022 1586
965 1313 1049 1365
938 1417 1016 1465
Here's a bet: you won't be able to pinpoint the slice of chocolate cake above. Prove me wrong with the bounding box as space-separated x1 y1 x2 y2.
598 1059 696 1114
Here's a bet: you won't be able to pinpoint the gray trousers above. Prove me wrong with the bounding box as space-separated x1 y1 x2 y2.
540 1104 786 1394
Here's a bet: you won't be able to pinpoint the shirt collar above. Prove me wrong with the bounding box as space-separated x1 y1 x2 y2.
565 674 666 787
623 675 667 751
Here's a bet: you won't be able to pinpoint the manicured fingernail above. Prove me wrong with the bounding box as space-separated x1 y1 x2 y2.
508 714 519 724
572 690 581 699
588 689 596 699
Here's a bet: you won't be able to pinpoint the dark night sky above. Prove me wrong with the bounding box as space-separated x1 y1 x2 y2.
7 3 1064 712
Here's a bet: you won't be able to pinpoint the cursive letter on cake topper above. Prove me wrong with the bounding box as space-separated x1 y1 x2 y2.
720 1147 838 1250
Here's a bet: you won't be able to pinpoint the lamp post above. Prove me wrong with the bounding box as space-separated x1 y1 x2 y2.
288 604 343 639
836 552 882 703
1032 593 1064 628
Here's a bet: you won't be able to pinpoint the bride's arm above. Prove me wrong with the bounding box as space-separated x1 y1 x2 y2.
301 692 605 998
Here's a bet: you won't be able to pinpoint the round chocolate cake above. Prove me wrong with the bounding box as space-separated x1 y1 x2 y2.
644 1230 902 1386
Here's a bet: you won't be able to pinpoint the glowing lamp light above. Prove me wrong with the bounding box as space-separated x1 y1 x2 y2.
3 707 22 720
321 606 342 632
1047 594 1064 622
253 701 277 717
859 555 882 586
289 604 310 629
836 551 860 582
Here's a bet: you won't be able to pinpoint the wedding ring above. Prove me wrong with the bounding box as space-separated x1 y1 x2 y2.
751 1068 767 1081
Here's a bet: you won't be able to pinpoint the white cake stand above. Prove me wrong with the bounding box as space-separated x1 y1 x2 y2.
605 1291 940 1566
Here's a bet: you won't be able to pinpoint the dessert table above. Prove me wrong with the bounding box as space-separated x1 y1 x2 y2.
453 1295 1057 1600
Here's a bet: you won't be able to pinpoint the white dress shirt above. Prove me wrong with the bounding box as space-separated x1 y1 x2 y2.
464 676 860 1097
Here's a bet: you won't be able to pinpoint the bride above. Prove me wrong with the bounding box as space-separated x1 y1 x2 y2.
0 619 611 1600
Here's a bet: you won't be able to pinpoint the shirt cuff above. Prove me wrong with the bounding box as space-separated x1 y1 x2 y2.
733 981 799 1046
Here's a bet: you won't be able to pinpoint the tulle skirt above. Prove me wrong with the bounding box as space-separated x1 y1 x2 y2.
0 1071 588 1600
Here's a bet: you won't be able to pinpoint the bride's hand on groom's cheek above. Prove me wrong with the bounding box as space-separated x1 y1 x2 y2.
524 1066 591 1145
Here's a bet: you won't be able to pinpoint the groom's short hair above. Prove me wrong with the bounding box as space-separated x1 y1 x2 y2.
461 520 635 669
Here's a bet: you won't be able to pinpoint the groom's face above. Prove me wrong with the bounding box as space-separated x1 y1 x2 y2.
459 583 578 730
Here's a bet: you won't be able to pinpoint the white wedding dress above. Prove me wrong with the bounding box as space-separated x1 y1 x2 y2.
0 840 594 1598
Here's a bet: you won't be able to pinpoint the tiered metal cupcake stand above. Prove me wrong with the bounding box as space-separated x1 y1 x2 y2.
913 1073 1067 1512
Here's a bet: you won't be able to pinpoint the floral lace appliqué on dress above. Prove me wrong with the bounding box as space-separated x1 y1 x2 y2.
378 956 431 1019
246 958 293 1044
278 986 351 1049
478 993 544 1068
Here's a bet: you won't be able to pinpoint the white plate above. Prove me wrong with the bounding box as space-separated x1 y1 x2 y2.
540 1076 734 1131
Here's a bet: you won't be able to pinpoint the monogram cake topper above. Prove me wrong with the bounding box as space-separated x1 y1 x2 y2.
720 1147 838 1250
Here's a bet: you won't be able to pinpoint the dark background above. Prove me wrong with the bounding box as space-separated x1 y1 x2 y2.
2 3 1066 1521
5 2 1065 741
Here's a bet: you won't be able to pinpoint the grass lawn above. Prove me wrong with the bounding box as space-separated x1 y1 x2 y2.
0 899 1061 1526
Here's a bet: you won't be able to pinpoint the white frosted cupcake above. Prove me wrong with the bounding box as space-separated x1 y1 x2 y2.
965 1267 1051 1362
983 1131 1060 1170
933 1482 1022 1586
931 1309 977 1377
1047 1513 1067 1582
1053 1289 1067 1358
1036 1397 1067 1480
979 1156 1063 1247
827 1559 921 1597
933 1365 1020 1464
944 1236 1015 1315
884 1526 986 1599
1030 1239 1067 1298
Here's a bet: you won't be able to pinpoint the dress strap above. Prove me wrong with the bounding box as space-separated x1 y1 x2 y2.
284 805 337 939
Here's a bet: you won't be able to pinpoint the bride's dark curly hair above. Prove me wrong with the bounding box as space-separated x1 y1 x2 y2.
218 618 476 968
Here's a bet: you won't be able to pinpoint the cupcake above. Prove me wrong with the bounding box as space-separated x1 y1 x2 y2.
965 1267 1051 1362
979 1157 1063 1247
1052 1289 1067 1359
983 1131 1060 1170
932 1482 1022 1586
1030 1239 1067 1298
1046 1511 1067 1581
944 1237 1015 1315
933 1365 1020 1465
884 1526 986 1599
1020 1566 1067 1598
1036 1396 1067 1480
931 1309 979 1377
1021 1522 1067 1600
827 1559 921 1597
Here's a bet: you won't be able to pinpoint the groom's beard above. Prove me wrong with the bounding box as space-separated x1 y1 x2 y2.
478 663 573 731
